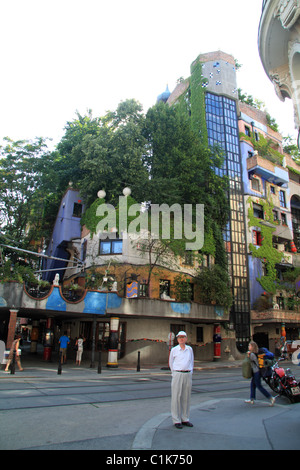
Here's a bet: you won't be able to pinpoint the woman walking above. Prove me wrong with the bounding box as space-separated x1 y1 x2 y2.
5 334 23 372
245 341 275 406
75 334 85 366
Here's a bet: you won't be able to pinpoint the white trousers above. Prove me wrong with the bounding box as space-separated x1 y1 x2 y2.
171 371 192 424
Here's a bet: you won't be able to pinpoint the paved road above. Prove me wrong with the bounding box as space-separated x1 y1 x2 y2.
1 359 300 451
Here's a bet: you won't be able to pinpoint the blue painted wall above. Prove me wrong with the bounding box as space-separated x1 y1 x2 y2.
43 188 84 282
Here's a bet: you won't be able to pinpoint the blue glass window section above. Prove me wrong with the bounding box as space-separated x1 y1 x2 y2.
100 239 123 255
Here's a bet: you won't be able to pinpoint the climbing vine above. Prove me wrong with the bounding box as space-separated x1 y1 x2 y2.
190 59 208 146
248 194 283 294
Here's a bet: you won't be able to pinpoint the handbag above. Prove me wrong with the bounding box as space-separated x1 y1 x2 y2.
242 354 252 379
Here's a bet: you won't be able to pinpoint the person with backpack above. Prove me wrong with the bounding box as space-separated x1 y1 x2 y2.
244 341 276 406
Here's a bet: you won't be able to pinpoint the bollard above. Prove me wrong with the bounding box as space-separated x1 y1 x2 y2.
137 351 140 372
10 349 16 375
98 350 102 374
57 351 62 375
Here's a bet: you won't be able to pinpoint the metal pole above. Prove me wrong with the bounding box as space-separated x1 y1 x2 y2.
90 317 96 368
57 351 62 375
10 349 16 375
137 351 140 372
98 350 102 374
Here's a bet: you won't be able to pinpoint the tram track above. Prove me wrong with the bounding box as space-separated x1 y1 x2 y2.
0 373 250 411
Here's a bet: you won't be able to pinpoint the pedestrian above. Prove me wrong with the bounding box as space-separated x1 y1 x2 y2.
169 331 194 429
75 334 85 366
5 334 23 372
245 341 275 406
58 331 70 364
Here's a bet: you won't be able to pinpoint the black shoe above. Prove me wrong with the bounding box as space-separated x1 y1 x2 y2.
174 423 183 429
182 421 193 427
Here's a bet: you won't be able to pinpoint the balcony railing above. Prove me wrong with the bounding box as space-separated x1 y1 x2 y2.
247 154 289 185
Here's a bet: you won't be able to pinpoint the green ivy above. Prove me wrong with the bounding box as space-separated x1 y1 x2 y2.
247 195 282 294
240 131 283 165
190 60 208 146
81 195 139 238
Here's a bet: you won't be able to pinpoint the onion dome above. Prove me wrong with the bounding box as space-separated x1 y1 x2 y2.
157 85 171 103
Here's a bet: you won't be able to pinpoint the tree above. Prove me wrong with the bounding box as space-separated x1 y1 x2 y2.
196 265 232 309
283 135 300 164
61 100 149 207
143 102 230 260
0 137 58 250
54 109 101 195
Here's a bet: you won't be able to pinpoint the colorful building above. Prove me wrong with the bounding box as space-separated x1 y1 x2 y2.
1 47 300 366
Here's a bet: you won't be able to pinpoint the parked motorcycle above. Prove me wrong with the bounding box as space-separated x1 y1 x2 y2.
263 357 300 403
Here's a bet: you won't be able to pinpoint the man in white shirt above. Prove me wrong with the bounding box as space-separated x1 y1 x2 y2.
169 331 194 429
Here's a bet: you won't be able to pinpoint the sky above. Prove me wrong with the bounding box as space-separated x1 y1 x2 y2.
0 0 297 150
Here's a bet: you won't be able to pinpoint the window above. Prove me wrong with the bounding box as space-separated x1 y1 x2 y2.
170 324 186 339
160 279 171 297
253 203 264 219
254 130 259 141
139 283 148 297
279 190 286 208
276 295 284 309
73 202 82 217
245 126 251 137
81 240 87 261
281 213 287 225
251 178 260 192
99 239 123 255
272 210 279 222
270 186 276 195
196 327 204 343
183 251 193 265
253 230 262 246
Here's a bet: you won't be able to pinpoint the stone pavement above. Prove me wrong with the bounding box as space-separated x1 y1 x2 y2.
1 353 300 450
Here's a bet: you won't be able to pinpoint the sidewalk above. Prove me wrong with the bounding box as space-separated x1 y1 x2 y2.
0 353 243 378
133 397 300 450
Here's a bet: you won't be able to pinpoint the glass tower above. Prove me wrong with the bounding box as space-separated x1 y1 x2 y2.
206 92 251 351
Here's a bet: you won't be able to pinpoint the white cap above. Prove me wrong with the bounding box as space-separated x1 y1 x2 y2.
176 331 187 337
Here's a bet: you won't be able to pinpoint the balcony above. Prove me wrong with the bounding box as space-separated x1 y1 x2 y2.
247 154 289 185
252 307 300 324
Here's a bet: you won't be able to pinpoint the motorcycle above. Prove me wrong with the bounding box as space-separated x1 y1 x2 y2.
263 357 300 403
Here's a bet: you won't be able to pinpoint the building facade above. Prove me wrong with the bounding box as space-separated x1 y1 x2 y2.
259 0 300 145
167 50 300 353
1 48 300 366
